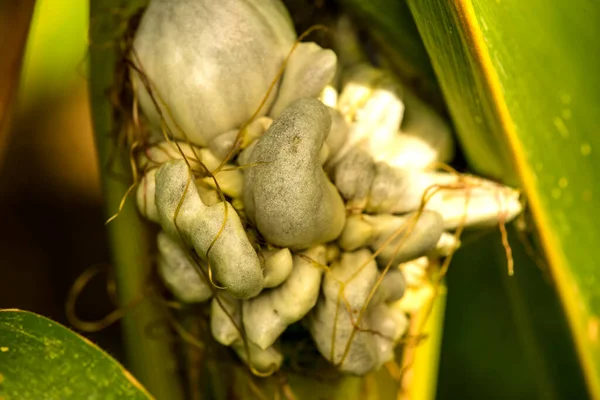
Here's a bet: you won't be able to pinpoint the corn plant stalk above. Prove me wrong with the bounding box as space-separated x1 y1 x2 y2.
88 1 184 398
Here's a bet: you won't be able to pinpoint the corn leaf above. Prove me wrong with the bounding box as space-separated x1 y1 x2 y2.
0 309 152 399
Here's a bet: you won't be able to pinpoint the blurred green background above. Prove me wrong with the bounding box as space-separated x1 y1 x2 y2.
0 0 588 399
0 0 124 361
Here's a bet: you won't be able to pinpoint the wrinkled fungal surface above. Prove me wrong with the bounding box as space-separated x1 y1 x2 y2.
131 0 523 376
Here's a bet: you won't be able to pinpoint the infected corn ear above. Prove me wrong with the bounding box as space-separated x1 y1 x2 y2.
130 0 525 377
155 160 263 298
243 99 346 249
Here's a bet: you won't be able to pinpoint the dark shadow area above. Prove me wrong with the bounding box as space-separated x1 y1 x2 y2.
438 227 588 400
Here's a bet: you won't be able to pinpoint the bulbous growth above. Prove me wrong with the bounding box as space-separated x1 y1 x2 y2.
132 0 296 145
308 249 408 375
243 98 346 249
269 42 337 118
210 293 283 372
338 211 445 265
156 231 213 303
154 160 264 298
243 245 326 349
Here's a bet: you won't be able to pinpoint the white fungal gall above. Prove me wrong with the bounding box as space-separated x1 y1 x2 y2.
332 64 453 170
195 184 221 207
334 147 376 211
363 211 445 266
154 160 263 299
269 42 337 118
372 267 406 304
243 99 346 249
371 133 441 171
368 303 409 365
319 85 338 108
393 283 435 315
428 178 523 229
432 232 461 257
309 249 409 375
334 153 453 215
322 249 378 307
211 292 283 372
319 144 331 165
335 154 522 229
132 0 296 145
140 142 244 198
231 341 283 373
309 249 379 375
336 66 385 123
243 245 326 350
136 168 159 223
398 256 430 288
338 214 374 252
339 212 447 268
208 116 272 161
365 164 433 214
157 231 212 303
325 243 341 263
211 293 242 346
324 107 350 164
138 142 204 171
261 248 294 289
400 90 454 165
